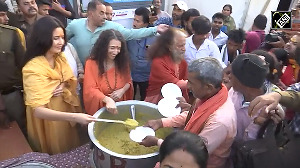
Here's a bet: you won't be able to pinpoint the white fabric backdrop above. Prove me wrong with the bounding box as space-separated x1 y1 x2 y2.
164 0 280 32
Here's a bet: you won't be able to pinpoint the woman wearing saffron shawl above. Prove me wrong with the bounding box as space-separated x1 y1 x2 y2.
83 29 133 115
22 16 96 154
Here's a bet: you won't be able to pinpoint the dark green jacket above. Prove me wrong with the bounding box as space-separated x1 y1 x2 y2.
0 24 25 91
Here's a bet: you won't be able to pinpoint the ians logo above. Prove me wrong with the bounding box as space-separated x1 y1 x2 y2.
271 11 292 29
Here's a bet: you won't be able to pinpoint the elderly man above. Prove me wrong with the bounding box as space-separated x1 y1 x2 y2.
0 1 26 132
66 0 168 65
141 57 237 168
144 28 189 104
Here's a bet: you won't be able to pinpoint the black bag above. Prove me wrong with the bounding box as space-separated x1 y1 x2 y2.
234 120 300 168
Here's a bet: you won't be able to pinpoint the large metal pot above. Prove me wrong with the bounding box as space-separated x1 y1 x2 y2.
88 100 169 168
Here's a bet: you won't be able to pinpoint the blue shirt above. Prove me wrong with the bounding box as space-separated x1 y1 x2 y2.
127 36 156 82
66 18 158 65
154 17 182 28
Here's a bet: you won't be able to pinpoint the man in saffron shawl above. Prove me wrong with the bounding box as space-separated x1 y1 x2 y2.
141 57 237 168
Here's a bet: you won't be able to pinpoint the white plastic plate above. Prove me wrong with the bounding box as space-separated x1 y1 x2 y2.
161 83 182 98
129 126 155 143
157 98 181 117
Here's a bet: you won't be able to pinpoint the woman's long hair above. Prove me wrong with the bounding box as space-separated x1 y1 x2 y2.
23 16 66 67
90 29 129 75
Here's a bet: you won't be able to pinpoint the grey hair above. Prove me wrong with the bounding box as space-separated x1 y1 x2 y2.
188 57 223 88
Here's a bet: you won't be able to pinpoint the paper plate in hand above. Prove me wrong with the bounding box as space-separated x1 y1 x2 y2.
158 97 181 117
161 83 182 98
129 126 155 143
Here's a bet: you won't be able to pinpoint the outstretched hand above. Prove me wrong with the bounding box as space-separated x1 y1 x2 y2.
144 119 163 131
176 97 191 112
157 24 169 34
248 92 281 117
139 136 159 147
74 113 97 125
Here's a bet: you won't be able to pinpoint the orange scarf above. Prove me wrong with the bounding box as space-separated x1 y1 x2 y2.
289 59 300 82
184 84 228 134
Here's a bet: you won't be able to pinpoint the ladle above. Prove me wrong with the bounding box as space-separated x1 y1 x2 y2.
130 105 136 120
94 118 139 127
94 118 126 124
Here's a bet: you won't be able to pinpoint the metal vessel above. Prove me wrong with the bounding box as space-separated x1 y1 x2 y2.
88 100 168 168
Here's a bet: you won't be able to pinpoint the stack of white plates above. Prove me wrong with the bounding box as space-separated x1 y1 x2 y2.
158 83 182 117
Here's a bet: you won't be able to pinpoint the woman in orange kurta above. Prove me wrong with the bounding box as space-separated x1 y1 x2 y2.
83 29 133 115
145 28 189 104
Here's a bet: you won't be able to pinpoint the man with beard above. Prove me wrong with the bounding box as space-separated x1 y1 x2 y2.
181 8 200 36
208 12 228 50
127 7 156 101
154 0 187 28
0 1 26 133
8 0 42 39
144 28 189 104
66 0 169 65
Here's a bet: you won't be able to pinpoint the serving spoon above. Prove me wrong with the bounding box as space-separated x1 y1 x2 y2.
94 118 139 127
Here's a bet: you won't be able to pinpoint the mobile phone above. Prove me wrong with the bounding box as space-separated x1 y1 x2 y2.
150 5 157 16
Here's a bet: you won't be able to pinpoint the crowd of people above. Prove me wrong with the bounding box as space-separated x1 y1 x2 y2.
0 0 300 167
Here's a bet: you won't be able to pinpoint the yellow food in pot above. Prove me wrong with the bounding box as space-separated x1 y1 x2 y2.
96 120 170 155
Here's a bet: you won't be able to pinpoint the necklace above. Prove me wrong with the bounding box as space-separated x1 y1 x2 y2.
104 61 117 92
